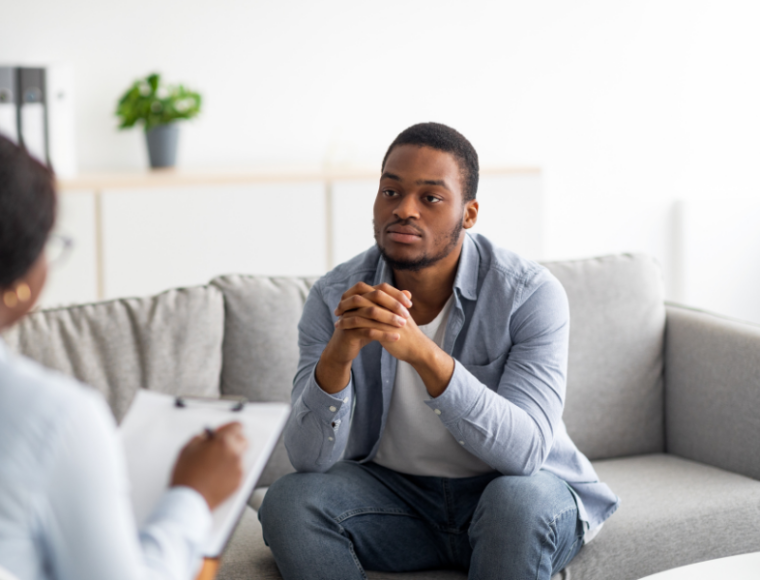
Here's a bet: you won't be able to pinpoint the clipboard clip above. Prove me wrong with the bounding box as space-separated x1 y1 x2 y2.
174 395 247 412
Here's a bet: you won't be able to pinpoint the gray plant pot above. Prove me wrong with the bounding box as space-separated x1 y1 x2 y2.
145 123 179 168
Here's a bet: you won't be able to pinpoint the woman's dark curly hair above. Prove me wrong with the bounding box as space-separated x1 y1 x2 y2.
0 135 57 288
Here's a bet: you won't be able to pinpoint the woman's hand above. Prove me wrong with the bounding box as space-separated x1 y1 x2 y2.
170 422 249 511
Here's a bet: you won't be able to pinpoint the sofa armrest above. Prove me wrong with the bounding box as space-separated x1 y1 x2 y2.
665 304 760 480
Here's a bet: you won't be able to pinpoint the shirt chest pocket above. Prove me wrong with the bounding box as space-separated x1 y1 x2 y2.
462 352 507 390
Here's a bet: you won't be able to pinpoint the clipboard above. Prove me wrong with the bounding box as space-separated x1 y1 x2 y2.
119 390 290 558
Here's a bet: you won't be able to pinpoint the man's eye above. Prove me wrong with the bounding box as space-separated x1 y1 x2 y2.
425 196 441 203
383 189 398 197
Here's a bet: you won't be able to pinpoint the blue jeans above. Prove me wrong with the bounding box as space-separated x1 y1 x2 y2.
259 461 584 580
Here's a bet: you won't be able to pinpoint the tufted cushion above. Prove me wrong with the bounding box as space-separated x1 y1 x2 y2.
211 275 317 486
543 254 666 460
1 285 225 422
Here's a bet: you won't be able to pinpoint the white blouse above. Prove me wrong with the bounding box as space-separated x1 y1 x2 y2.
0 341 211 580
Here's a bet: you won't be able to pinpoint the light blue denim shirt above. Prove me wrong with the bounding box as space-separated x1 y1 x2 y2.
285 233 620 532
0 341 211 580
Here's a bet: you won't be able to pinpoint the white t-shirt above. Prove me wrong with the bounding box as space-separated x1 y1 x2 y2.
373 296 494 478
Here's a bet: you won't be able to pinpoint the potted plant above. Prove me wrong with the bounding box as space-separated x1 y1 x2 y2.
115 73 201 169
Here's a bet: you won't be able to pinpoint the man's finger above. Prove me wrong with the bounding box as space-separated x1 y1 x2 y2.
340 281 375 301
362 328 401 342
364 288 412 318
334 294 376 316
340 306 406 327
335 315 402 334
374 283 413 308
336 288 411 319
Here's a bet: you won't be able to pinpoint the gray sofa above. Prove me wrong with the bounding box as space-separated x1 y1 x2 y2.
4 254 760 580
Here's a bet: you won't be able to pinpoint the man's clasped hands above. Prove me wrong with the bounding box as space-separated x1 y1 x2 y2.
318 282 455 399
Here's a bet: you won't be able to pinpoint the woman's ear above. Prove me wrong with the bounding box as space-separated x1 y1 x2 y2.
463 199 479 230
2 283 32 308
0 253 48 330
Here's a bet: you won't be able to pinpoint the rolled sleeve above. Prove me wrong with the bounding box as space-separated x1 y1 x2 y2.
424 360 485 422
285 362 354 471
299 367 353 423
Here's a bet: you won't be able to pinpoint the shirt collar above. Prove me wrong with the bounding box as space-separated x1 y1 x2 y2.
453 233 479 301
373 232 480 300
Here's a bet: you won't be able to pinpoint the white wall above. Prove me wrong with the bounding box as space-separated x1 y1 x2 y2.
3 1 760 320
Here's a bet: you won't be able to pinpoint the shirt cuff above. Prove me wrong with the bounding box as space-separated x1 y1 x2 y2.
423 359 485 423
147 486 213 547
300 366 353 423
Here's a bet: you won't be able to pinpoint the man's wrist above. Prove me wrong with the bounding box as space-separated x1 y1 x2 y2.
409 339 455 398
315 342 353 394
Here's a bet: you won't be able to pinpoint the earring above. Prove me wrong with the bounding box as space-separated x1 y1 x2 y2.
2 283 32 308
2 291 17 308
16 283 31 302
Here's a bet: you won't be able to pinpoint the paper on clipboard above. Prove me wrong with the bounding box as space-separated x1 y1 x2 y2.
119 390 290 557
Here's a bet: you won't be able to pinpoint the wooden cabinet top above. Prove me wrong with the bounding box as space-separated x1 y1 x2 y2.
57 166 540 192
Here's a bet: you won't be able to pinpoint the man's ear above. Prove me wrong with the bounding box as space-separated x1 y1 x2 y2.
462 199 478 230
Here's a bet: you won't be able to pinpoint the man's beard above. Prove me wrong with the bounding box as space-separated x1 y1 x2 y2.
374 219 463 272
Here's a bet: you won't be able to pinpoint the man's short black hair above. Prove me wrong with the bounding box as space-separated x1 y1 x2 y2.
381 122 479 202
0 135 57 288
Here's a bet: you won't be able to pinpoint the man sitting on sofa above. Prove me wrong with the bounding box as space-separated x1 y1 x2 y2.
259 122 619 579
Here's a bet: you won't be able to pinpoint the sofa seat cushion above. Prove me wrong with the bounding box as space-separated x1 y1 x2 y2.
0 285 225 422
569 454 760 580
220 455 760 580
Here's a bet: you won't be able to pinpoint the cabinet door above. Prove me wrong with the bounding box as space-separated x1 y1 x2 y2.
38 190 98 308
102 182 326 299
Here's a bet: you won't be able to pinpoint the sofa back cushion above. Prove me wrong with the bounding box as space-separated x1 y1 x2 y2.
211 275 316 487
1 286 225 422
543 254 666 459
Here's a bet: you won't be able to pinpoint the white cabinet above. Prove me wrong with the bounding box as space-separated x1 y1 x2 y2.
41 191 98 307
43 168 542 308
101 182 326 299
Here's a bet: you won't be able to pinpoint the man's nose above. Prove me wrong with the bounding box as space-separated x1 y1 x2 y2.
393 195 420 220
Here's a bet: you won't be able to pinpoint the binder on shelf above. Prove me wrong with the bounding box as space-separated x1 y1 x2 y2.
43 65 77 178
119 390 290 558
18 67 48 164
13 64 77 177
0 66 19 143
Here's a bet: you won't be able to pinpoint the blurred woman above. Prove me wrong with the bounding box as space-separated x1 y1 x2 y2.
0 134 247 580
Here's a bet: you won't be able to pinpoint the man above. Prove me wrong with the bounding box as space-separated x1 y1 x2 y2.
259 123 619 579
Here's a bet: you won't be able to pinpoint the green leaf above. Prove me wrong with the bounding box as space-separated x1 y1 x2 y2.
115 72 203 131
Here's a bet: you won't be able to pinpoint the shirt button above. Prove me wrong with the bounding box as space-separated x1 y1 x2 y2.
329 406 337 412
343 397 348 403
459 441 465 445
434 409 442 415
328 436 334 441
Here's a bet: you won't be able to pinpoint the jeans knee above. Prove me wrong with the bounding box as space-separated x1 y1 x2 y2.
473 472 572 535
259 472 325 534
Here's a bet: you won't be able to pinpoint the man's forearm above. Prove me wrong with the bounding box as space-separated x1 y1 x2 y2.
409 342 456 398
315 341 353 395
